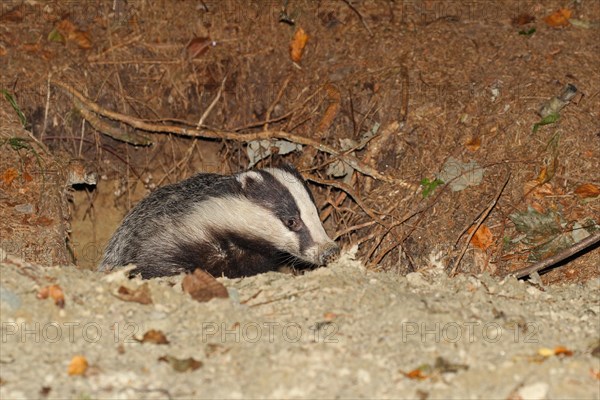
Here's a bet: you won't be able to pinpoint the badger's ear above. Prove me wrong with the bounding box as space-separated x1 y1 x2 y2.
236 170 263 190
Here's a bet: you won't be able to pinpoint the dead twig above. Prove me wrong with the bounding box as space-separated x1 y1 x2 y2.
76 101 151 145
342 0 373 36
197 75 227 129
366 210 419 265
511 232 600 279
333 220 377 240
450 171 511 276
263 76 290 131
306 174 387 228
249 287 319 308
51 79 406 184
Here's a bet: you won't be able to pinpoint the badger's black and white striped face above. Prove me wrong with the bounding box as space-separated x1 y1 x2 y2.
179 165 339 267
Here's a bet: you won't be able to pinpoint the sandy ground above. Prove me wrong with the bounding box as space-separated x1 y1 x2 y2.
1 249 598 399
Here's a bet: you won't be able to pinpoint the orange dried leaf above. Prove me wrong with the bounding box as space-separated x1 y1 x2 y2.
56 19 92 49
37 284 65 308
0 4 25 23
1 168 19 185
116 283 153 305
403 368 428 380
138 329 169 345
182 269 229 302
34 216 54 226
512 13 535 26
186 37 215 59
317 84 341 133
554 346 573 357
524 180 555 198
67 355 88 376
158 355 203 372
468 225 494 250
290 27 309 63
544 8 572 27
465 136 481 152
22 43 42 53
323 312 338 321
574 183 600 199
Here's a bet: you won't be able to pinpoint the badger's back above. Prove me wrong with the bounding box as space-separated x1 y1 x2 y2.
100 165 338 278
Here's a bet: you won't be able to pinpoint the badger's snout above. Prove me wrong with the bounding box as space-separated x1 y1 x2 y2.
318 242 340 265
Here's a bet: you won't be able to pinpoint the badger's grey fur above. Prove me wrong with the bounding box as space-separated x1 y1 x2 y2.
100 164 339 278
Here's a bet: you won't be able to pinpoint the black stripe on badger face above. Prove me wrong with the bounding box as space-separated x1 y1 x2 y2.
237 168 315 254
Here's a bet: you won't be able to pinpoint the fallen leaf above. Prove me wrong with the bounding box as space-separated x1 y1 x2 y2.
535 166 549 184
402 368 429 380
205 343 230 358
544 8 572 28
1 168 19 185
518 27 536 36
323 312 338 321
0 4 25 23
116 283 153 305
290 27 309 62
512 13 535 26
182 269 229 302
574 183 600 199
437 157 484 192
247 139 302 168
464 136 481 152
37 284 65 308
47 28 65 44
554 346 573 357
158 355 202 372
34 216 54 226
67 355 88 376
524 181 555 198
186 37 215 59
538 347 555 357
317 84 341 133
137 329 169 345
433 356 469 373
55 19 93 49
509 206 575 261
532 113 560 133
591 369 600 380
468 225 494 250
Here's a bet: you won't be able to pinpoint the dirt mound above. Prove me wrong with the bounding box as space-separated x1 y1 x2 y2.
1 251 598 399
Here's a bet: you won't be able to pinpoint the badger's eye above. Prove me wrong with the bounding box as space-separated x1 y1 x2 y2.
285 217 302 231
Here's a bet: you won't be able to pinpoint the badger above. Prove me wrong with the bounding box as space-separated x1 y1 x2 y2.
99 164 339 279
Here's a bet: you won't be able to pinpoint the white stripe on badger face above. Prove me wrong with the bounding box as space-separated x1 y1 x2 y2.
265 168 334 263
236 170 263 189
178 195 300 255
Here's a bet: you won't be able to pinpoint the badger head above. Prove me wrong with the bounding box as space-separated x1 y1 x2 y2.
232 164 339 267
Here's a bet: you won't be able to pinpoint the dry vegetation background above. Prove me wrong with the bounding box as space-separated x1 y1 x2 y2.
1 0 599 283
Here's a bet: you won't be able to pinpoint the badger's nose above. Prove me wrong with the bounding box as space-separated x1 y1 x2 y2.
319 242 340 265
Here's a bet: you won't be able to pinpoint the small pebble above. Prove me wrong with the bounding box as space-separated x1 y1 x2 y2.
518 382 549 400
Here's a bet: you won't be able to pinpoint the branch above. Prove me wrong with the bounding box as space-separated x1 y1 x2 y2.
511 232 600 279
51 79 409 185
